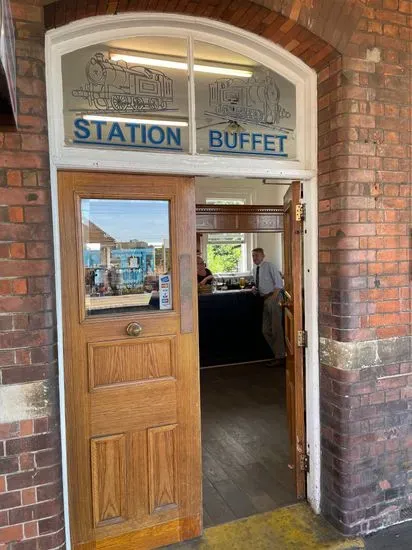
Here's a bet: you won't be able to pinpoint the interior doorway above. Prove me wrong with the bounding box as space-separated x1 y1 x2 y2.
194 177 306 527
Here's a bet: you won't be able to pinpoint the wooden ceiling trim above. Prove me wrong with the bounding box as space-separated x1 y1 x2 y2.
195 204 284 234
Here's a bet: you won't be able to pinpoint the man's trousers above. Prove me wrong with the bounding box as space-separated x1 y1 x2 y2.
262 294 285 359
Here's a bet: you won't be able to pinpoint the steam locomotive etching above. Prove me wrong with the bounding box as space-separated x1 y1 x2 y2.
207 70 292 131
72 53 175 112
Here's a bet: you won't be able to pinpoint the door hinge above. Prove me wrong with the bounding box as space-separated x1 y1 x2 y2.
296 203 305 222
297 330 308 347
300 453 310 473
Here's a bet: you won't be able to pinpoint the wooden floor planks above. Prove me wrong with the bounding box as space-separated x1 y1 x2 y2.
200 362 296 528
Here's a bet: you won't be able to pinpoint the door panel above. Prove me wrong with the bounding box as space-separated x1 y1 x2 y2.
91 434 127 527
59 171 201 549
283 181 306 500
88 336 175 388
148 425 178 514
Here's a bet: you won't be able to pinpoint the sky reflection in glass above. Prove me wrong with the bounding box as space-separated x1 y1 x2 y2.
81 199 170 245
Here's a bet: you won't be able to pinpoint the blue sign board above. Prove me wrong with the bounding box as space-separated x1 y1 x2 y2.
72 119 289 158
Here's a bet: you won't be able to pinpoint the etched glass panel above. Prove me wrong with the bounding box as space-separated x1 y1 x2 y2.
82 199 172 316
194 42 296 159
63 37 189 153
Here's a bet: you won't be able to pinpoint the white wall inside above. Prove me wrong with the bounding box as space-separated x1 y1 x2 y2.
253 183 288 270
195 177 255 203
256 233 283 271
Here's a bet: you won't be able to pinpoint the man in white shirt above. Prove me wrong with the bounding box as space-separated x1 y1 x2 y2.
252 247 285 364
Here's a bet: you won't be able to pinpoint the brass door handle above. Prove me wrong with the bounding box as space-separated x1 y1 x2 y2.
126 322 142 337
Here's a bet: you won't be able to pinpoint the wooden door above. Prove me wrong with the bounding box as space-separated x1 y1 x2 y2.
59 171 201 550
283 181 306 499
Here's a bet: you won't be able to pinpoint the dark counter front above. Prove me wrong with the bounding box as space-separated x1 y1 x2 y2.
149 289 273 367
198 290 272 367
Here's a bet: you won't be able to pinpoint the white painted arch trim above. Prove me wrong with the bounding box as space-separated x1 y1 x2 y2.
46 13 320 549
46 12 318 175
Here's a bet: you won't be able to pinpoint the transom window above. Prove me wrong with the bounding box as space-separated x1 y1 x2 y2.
62 37 297 159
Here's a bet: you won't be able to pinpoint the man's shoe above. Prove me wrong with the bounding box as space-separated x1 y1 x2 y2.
265 357 285 368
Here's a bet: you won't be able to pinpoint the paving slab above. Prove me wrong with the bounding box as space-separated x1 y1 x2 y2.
365 520 412 550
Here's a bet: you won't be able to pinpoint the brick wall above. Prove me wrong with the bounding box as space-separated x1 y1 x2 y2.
318 0 412 535
1 0 411 546
0 419 64 549
0 2 64 549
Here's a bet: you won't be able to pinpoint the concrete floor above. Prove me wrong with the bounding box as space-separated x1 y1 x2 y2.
164 507 412 550
165 503 365 549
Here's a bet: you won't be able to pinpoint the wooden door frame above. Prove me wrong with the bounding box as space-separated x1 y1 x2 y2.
51 169 320 550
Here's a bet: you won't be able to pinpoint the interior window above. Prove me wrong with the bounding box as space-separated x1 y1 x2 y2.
204 198 249 273
206 233 248 274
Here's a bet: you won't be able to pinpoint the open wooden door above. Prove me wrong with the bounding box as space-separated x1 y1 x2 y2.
283 180 306 500
59 171 201 549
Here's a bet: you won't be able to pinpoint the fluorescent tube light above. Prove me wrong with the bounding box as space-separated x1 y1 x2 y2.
193 65 252 77
83 115 188 127
110 54 187 70
263 179 292 185
110 53 253 78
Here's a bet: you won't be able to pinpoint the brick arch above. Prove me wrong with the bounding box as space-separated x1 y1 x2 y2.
253 0 364 54
43 0 352 72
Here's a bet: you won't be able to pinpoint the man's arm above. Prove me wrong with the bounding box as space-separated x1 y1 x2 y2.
268 263 281 287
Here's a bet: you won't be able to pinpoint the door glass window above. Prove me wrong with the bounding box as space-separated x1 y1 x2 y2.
81 199 171 316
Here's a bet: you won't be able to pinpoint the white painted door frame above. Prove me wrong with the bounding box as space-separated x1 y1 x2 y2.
45 14 320 549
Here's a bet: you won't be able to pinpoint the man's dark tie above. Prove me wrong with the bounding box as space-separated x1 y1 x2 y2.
256 265 260 291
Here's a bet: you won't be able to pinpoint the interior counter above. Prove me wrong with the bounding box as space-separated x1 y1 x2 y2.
198 289 272 367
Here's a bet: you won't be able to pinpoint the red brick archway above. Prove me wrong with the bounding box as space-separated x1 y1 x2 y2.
43 0 358 71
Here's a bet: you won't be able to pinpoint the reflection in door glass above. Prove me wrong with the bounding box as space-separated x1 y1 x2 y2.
81 199 171 316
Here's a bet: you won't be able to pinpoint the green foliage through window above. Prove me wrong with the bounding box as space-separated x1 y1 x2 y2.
207 244 241 274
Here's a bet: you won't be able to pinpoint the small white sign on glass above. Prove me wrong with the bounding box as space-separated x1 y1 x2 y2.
159 273 172 310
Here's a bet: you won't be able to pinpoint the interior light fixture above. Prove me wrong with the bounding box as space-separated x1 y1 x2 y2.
110 54 187 70
262 179 293 185
82 114 188 127
110 53 253 78
193 65 252 77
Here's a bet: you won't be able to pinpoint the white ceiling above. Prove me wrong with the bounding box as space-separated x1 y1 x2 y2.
196 177 290 189
195 178 289 204
196 177 264 189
